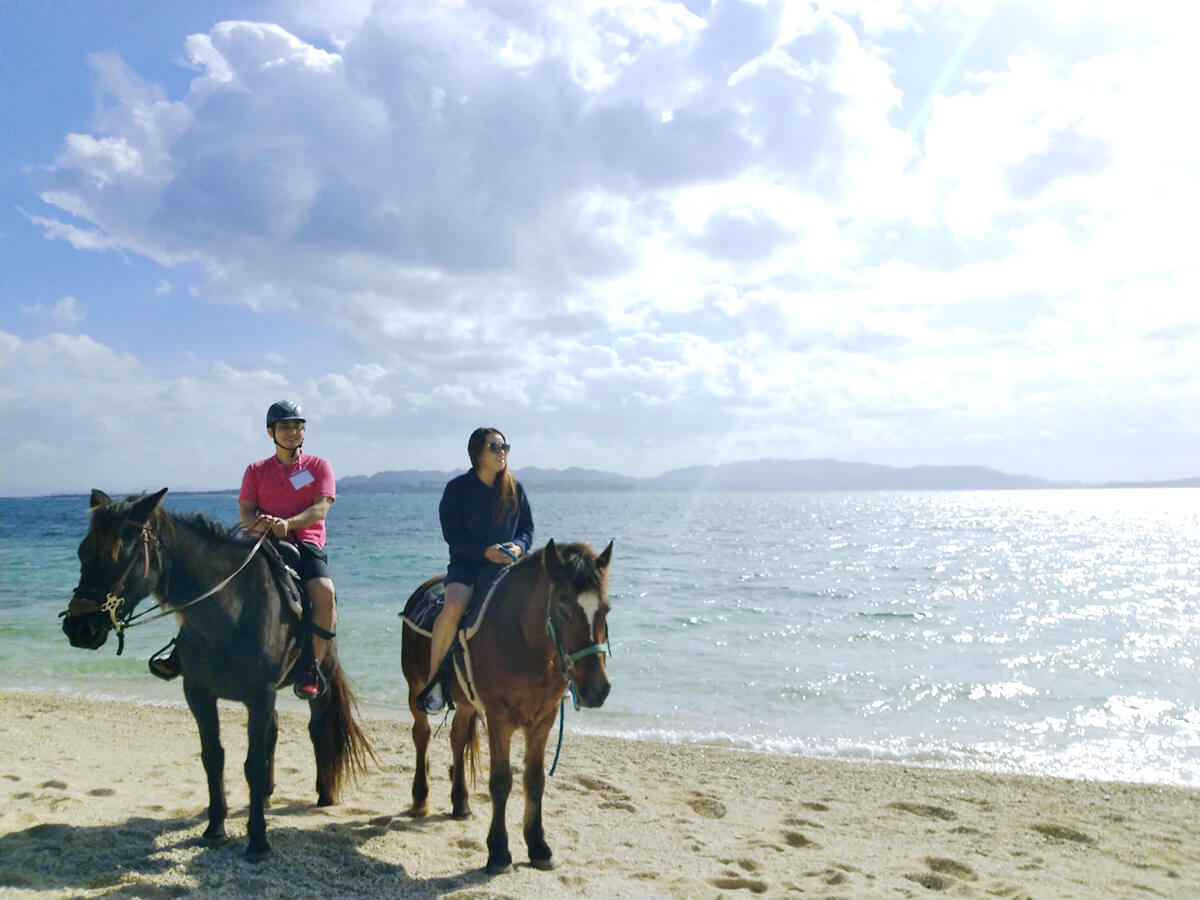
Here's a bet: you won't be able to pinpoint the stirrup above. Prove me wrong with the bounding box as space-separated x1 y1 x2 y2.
293 661 328 700
149 639 180 681
416 678 454 714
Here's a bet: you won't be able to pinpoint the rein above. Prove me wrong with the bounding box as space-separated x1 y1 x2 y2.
126 528 272 627
64 524 270 655
544 584 611 776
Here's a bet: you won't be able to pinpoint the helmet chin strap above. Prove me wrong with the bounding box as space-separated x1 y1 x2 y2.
272 429 303 460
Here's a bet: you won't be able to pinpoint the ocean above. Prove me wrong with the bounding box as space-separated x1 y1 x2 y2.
2 488 1198 787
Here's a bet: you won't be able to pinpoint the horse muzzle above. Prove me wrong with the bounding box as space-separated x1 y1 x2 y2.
61 596 112 650
573 657 611 708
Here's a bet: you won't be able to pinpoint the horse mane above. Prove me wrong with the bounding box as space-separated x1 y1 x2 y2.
161 508 247 544
93 496 248 547
520 542 605 593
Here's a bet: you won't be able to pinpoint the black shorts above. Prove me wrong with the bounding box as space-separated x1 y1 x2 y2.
296 541 332 582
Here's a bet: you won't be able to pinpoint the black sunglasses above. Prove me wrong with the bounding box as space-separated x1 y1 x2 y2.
488 441 511 453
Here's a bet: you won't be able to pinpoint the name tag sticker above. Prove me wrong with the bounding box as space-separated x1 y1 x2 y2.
289 469 315 489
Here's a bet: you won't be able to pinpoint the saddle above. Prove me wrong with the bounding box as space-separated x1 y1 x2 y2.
262 539 305 620
401 567 513 706
261 539 334 697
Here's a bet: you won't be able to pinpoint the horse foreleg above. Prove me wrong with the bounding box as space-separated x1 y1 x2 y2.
485 720 515 874
410 710 431 816
243 691 277 861
449 708 476 819
266 705 278 806
183 679 227 844
522 715 557 870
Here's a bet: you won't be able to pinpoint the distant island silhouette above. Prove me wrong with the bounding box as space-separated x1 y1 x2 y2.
335 458 1200 494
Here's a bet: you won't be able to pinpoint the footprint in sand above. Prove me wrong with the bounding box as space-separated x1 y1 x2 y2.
708 876 769 894
783 815 824 829
1031 823 1096 846
782 831 821 849
926 857 977 881
575 774 637 812
687 796 726 819
888 801 957 821
904 857 979 891
87 788 115 797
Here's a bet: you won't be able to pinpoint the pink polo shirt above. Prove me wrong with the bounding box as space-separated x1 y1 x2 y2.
239 451 336 548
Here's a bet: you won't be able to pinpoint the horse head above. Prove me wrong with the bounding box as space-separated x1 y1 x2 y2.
542 538 614 708
62 488 168 650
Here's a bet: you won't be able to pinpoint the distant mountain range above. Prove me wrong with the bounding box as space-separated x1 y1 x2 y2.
337 458 1200 494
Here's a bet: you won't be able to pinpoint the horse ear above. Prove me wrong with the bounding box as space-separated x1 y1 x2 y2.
89 490 111 510
597 540 613 570
130 488 169 522
543 538 563 574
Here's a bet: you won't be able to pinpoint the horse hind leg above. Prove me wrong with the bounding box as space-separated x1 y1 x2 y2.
183 679 227 844
522 716 557 870
409 708 432 816
402 628 432 816
309 656 373 807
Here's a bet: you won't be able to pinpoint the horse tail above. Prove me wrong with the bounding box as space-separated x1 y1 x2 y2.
313 658 376 803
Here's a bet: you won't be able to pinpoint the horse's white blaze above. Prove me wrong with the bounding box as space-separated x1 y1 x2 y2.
578 590 602 637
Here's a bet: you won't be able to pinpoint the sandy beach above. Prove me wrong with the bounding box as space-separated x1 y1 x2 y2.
1 690 1197 899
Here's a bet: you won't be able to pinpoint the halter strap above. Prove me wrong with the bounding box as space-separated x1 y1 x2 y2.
544 585 610 712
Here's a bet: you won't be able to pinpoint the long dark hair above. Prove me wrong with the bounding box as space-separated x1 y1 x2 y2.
467 427 518 524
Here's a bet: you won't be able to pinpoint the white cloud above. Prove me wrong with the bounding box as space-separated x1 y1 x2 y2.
20 296 86 326
7 1 1200 489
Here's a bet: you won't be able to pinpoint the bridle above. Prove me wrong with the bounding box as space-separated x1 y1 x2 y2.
544 585 610 712
544 582 611 776
62 519 270 655
61 519 162 654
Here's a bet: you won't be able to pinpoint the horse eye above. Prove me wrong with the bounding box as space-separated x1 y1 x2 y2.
556 601 573 618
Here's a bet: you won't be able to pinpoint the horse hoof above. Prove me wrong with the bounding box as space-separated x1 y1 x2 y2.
202 827 227 845
317 794 335 807
244 845 272 863
485 861 514 875
530 855 557 871
451 809 471 820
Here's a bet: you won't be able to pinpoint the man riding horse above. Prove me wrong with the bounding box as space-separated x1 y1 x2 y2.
152 400 338 699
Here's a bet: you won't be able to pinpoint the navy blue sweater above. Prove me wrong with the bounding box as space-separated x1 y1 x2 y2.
439 471 534 569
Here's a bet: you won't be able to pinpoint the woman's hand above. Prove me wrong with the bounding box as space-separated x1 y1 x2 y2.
485 543 522 563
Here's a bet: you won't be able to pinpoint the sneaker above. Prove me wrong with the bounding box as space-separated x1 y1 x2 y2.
421 681 445 713
293 662 322 701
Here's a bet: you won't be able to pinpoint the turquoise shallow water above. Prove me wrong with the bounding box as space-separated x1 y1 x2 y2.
3 488 1198 785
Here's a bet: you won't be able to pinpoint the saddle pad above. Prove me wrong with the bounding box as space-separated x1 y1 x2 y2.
260 539 304 619
400 567 514 706
401 566 511 640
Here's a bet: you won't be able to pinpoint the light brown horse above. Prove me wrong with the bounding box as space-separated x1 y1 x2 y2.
400 539 613 874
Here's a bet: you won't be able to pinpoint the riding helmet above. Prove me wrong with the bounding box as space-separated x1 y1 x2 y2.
266 400 305 429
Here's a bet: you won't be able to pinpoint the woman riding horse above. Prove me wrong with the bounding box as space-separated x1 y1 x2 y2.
420 426 534 713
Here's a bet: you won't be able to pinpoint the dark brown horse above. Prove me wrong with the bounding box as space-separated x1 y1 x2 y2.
61 489 372 861
401 539 613 874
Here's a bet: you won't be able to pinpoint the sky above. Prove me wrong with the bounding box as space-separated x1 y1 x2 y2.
2 0 1197 496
